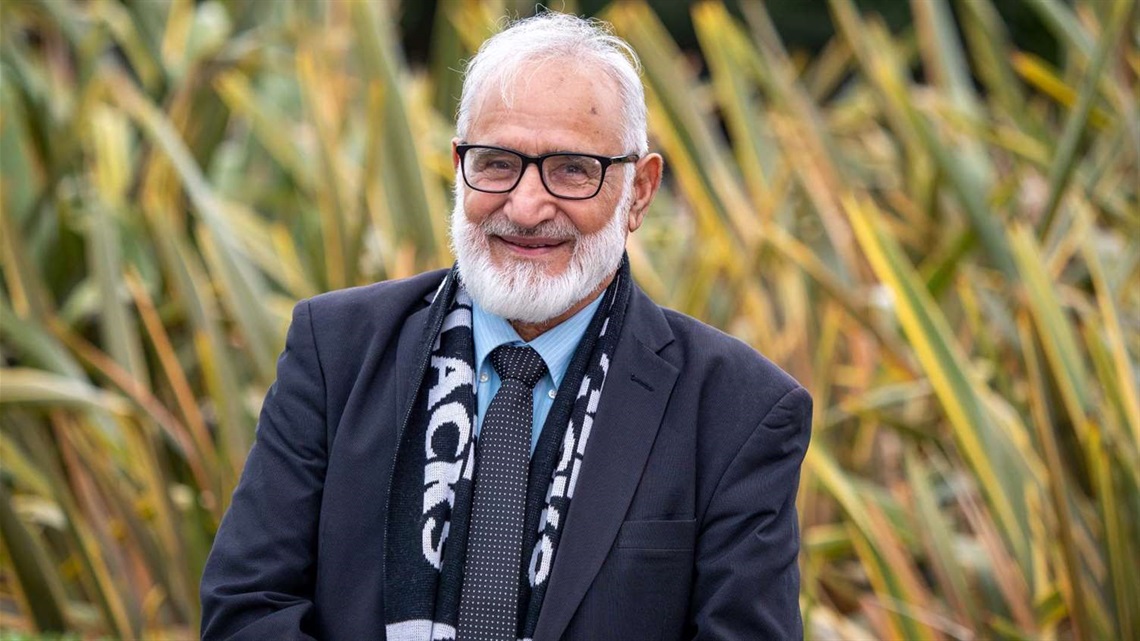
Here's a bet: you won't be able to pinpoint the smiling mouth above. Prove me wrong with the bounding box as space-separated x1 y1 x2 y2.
495 235 570 252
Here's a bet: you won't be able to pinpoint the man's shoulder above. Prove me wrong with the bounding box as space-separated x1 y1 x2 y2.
293 270 450 359
644 301 811 476
304 268 450 319
654 305 800 396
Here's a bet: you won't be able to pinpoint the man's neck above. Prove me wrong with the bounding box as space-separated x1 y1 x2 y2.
508 275 613 342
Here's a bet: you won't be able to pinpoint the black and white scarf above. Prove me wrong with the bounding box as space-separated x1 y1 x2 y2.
385 257 631 641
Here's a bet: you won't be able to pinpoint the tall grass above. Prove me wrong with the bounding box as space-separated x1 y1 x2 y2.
1 0 1136 638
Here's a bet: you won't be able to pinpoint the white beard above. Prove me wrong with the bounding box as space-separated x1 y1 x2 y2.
449 179 632 324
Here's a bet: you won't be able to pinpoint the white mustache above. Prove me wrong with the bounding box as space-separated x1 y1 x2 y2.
478 216 578 241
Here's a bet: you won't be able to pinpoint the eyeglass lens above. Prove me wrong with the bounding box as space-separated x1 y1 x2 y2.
463 147 605 199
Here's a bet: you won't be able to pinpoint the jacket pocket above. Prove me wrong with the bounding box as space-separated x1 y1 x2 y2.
615 518 697 551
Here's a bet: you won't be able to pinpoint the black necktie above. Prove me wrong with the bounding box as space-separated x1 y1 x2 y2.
458 345 548 641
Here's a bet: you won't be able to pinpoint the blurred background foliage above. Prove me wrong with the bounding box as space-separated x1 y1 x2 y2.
0 0 1137 638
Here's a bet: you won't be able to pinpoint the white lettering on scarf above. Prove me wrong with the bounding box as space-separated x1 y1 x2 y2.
421 355 474 569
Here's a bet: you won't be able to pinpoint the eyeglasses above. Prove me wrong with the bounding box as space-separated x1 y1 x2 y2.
456 144 639 200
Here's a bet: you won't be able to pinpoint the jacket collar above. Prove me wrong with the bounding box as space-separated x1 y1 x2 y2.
395 271 453 419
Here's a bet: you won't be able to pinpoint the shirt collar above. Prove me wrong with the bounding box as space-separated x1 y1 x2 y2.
471 293 605 388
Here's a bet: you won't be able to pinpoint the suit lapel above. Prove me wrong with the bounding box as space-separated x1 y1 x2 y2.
533 288 678 641
395 292 438 428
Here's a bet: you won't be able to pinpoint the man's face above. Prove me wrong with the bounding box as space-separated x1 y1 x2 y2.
450 65 637 325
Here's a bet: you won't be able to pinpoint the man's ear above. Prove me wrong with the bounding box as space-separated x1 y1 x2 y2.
627 152 663 233
452 138 462 169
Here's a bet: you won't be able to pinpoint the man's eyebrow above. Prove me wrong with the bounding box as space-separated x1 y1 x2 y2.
539 147 606 156
496 144 600 156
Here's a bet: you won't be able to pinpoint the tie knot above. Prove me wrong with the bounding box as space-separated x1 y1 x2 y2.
490 345 548 390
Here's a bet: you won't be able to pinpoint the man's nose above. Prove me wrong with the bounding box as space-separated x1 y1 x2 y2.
504 164 556 228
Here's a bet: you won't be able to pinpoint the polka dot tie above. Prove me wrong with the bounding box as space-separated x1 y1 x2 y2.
457 345 548 641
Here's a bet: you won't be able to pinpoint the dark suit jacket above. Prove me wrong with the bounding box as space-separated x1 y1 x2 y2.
200 269 812 640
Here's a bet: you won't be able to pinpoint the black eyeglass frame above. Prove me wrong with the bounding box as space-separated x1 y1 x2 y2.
455 143 639 200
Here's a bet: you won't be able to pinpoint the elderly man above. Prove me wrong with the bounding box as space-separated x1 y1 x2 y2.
201 11 811 641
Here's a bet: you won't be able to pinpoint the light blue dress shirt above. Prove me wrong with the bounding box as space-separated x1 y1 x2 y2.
471 294 604 453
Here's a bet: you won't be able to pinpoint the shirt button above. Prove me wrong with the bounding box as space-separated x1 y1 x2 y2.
548 389 557 399
480 372 489 383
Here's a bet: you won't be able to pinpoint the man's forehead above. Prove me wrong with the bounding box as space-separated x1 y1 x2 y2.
468 59 620 118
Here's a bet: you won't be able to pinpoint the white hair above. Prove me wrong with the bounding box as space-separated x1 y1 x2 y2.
456 11 649 156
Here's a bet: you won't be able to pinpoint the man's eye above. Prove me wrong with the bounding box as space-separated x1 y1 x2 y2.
474 154 518 173
549 157 598 180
